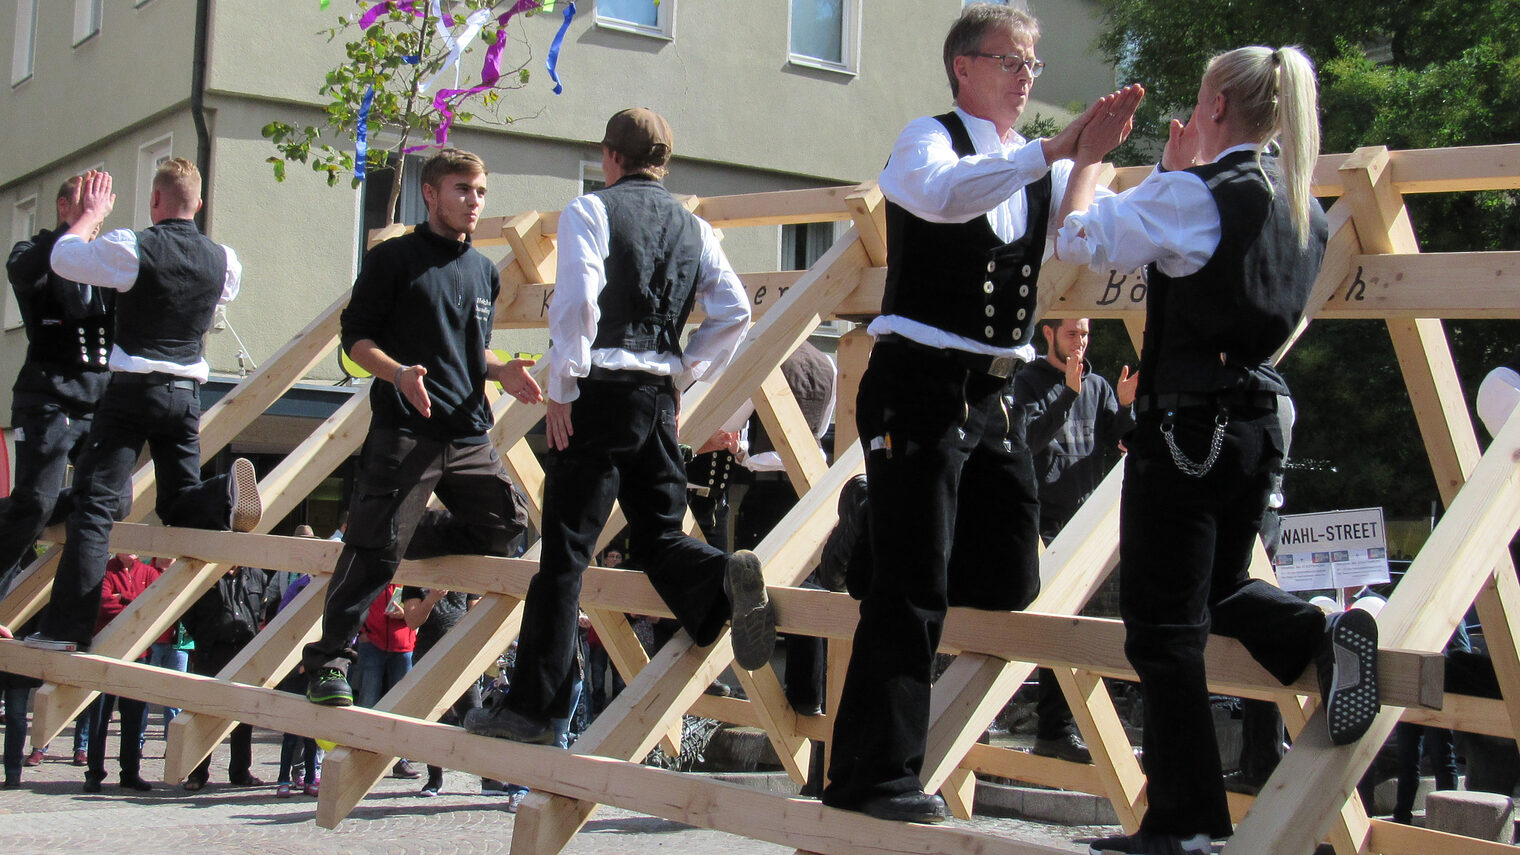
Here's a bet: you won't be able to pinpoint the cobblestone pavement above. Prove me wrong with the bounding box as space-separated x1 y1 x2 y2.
0 719 1116 855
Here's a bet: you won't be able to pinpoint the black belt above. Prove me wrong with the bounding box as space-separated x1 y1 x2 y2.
876 333 1024 380
585 366 671 386
1136 390 1279 415
112 371 198 392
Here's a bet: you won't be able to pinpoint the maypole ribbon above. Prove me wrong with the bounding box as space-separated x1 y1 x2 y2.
421 0 541 149
355 84 376 181
546 2 576 95
418 1 493 95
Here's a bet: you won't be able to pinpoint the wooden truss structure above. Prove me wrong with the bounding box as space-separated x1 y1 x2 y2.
2 142 1518 855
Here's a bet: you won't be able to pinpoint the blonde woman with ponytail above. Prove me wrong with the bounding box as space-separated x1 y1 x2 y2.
1058 49 1378 855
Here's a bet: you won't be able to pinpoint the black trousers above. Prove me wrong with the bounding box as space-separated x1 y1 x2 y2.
1119 406 1324 838
303 428 526 673
85 692 148 783
824 343 1041 807
737 479 826 711
506 376 729 721
0 399 94 582
42 377 234 646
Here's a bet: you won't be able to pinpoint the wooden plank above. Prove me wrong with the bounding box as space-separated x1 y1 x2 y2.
961 742 1104 795
1324 251 1520 320
1056 668 1146 830
502 211 556 284
844 183 887 268
0 643 1075 855
1366 816 1520 855
832 327 872 452
695 185 858 228
1472 558 1520 744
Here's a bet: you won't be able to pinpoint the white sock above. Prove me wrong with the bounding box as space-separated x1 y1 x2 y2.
1179 833 1210 854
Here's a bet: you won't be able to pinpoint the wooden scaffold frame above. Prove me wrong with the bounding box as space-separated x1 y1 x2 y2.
2 142 1519 855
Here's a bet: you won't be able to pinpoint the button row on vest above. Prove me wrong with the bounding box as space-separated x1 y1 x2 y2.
984 305 995 317
1022 264 1033 277
1020 285 1029 297
987 261 996 273
983 281 994 294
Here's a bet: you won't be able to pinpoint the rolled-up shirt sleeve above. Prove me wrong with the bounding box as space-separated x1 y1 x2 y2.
50 229 140 291
879 117 1053 224
679 221 751 387
547 195 609 404
1056 168 1220 278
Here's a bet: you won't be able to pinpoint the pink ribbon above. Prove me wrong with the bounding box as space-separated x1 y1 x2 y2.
411 0 542 151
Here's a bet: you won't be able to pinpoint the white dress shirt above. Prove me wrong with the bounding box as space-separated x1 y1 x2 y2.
51 226 242 383
1054 144 1267 277
548 192 751 404
1478 365 1520 438
869 107 1094 363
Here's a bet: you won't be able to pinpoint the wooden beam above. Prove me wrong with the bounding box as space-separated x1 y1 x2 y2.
832 327 872 452
752 366 830 495
695 186 858 228
502 211 557 284
844 183 887 268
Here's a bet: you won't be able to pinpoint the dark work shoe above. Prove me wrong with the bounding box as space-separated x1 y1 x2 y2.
229 457 262 533
1033 732 1092 764
1086 830 1211 854
392 759 421 779
306 666 353 707
22 633 78 653
1317 609 1380 746
853 790 949 824
82 778 103 794
1221 769 1267 796
463 701 554 745
119 774 153 791
723 550 776 671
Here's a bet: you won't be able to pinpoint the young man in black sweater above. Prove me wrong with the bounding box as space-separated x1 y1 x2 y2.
304 148 540 706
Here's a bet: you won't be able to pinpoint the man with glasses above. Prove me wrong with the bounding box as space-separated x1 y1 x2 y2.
821 3 1128 823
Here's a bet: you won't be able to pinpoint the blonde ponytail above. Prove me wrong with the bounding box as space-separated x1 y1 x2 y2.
1204 46 1321 245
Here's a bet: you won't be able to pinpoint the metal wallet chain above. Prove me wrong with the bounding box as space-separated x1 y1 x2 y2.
1160 408 1228 477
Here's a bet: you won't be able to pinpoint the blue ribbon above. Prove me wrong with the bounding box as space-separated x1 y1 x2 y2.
546 1 576 95
355 84 375 181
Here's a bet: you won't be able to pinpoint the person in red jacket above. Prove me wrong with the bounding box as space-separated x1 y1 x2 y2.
354 583 420 778
83 552 158 792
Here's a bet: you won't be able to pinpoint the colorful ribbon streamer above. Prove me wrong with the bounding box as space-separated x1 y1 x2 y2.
421 0 542 149
546 2 576 95
355 84 376 181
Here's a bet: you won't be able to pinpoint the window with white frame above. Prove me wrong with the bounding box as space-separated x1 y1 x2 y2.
74 0 103 45
6 196 38 329
11 0 37 85
594 0 673 38
136 136 173 229
580 161 606 194
789 0 857 73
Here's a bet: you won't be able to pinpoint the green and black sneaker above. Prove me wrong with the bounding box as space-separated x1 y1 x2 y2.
306 666 353 707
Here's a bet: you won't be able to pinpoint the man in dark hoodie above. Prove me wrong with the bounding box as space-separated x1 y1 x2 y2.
1012 316 1135 764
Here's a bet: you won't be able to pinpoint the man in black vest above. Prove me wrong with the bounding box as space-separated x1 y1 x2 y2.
1 176 113 589
302 148 539 706
821 5 1118 823
464 108 766 744
25 161 262 653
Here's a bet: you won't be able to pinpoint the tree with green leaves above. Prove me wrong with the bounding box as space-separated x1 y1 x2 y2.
262 0 556 226
1090 0 1520 519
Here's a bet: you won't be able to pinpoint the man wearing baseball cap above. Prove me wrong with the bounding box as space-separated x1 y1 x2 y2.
465 108 765 743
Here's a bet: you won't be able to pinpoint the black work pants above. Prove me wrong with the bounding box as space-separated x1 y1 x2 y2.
303 428 526 673
188 642 253 783
0 399 94 581
506 376 730 722
824 343 1041 807
1119 406 1324 838
85 692 148 783
43 377 233 646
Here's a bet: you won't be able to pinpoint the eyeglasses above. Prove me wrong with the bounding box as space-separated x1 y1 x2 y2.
970 51 1045 78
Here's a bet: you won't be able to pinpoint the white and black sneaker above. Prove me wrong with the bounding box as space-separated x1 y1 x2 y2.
1317 608 1381 745
724 550 776 671
22 633 79 653
229 457 262 533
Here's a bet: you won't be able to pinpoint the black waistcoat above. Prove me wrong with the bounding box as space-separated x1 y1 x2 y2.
880 112 1050 348
114 219 227 367
1138 152 1328 397
8 227 113 411
591 176 706 356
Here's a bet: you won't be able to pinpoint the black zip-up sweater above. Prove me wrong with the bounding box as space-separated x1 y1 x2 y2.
341 221 499 442
1012 356 1135 533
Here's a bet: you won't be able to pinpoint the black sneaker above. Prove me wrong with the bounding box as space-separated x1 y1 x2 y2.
723 550 776 671
1317 609 1380 745
119 775 153 791
853 790 949 824
1086 830 1211 854
1033 732 1092 764
463 699 554 744
306 666 353 707
22 633 79 653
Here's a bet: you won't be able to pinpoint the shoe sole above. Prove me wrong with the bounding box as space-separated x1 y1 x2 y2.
23 636 78 653
462 710 556 745
1324 609 1380 745
726 550 775 671
230 457 262 533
